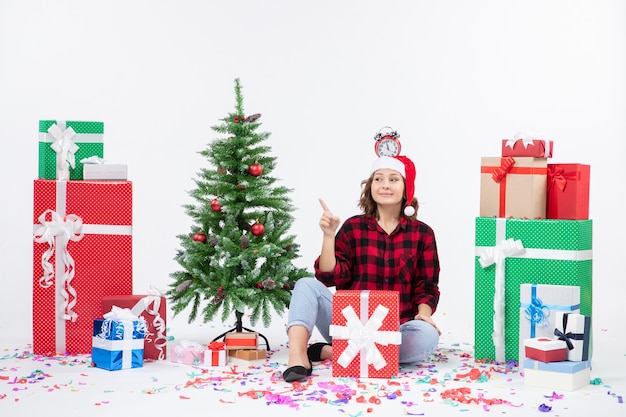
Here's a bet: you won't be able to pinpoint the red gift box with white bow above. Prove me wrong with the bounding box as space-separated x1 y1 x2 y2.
32 179 133 355
102 294 167 360
329 290 401 378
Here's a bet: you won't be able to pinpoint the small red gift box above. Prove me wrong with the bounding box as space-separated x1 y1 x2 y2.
32 179 133 355
224 332 258 350
329 290 401 378
480 157 548 219
102 294 167 360
502 138 553 158
204 341 227 366
547 164 590 220
524 337 568 362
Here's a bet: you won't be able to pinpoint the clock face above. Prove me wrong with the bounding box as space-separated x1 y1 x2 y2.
375 138 400 157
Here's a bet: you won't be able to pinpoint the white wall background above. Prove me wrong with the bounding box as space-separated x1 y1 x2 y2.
1 0 624 346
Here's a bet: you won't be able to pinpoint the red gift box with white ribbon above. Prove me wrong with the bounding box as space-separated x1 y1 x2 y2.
329 290 401 378
32 179 133 355
102 293 167 360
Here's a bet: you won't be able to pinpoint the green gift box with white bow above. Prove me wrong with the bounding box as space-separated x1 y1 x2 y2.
473 217 592 363
38 120 104 180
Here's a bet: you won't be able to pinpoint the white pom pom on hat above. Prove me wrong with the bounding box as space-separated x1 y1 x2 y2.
370 155 417 216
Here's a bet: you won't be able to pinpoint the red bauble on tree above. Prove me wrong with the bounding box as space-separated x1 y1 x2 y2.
251 221 265 236
210 198 222 212
193 232 207 243
248 162 263 177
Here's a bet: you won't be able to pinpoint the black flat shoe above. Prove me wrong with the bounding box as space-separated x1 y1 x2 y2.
307 342 331 362
282 361 313 383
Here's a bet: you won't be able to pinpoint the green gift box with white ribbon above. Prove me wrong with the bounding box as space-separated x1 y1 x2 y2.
474 217 592 363
38 120 104 180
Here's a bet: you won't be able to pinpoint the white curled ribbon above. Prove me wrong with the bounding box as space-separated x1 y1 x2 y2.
504 131 539 149
48 122 79 180
329 304 402 372
130 289 167 360
479 238 525 362
33 209 84 321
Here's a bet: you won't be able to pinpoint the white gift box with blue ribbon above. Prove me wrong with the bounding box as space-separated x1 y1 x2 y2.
518 283 580 368
92 307 146 371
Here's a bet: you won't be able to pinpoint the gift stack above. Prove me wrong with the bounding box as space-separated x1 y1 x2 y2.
522 311 591 391
225 331 267 361
329 290 402 378
33 120 133 356
474 133 593 380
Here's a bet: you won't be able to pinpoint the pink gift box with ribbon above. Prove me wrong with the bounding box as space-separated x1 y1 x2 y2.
329 290 401 378
102 294 167 360
170 340 205 366
32 179 133 355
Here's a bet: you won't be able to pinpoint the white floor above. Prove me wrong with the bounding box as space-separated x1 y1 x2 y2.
1 313 624 417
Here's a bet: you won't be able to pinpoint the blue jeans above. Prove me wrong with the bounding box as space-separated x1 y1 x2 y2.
286 277 440 364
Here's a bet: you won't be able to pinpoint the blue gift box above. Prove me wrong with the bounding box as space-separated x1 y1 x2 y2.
92 318 146 371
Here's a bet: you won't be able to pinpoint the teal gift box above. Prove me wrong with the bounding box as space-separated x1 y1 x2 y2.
38 120 104 180
92 317 145 371
474 217 592 363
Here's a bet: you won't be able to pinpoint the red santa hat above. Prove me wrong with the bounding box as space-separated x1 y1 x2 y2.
370 155 417 216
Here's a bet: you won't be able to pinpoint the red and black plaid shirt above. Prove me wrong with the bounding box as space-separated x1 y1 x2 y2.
314 215 440 324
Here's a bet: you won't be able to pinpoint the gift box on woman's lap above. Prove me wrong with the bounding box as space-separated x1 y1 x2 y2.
91 310 146 371
33 179 133 355
102 294 167 360
474 217 592 363
329 290 401 378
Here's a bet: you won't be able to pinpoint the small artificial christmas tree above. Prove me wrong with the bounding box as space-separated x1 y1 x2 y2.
168 79 311 340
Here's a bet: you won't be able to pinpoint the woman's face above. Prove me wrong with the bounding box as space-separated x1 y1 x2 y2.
370 169 405 208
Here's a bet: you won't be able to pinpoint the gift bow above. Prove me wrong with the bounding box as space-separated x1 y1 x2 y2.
491 156 515 183
329 304 401 371
208 341 225 350
33 209 84 321
504 131 539 149
547 166 577 192
479 238 525 363
104 306 138 321
553 313 584 351
48 122 79 178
